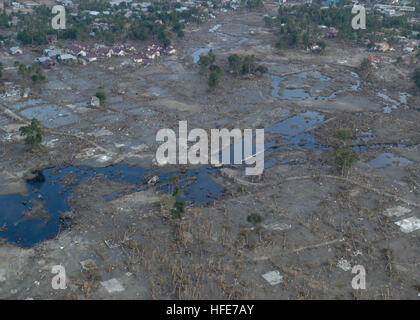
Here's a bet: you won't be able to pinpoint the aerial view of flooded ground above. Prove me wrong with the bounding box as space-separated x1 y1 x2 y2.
0 0 419 301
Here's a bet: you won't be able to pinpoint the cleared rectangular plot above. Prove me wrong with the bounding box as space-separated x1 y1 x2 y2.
9 99 44 111
110 101 139 110
20 104 80 128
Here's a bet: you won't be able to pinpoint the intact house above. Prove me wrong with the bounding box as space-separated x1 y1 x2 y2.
97 47 113 58
144 45 162 59
35 54 64 68
58 54 77 63
46 49 63 58
124 43 137 52
85 53 98 62
145 50 157 59
325 27 338 38
374 42 391 52
10 46 23 55
164 46 176 55
309 44 322 53
134 55 143 63
113 47 126 56
66 45 86 57
403 43 416 53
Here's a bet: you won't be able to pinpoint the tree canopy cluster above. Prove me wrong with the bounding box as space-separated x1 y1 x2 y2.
198 50 222 89
198 51 269 89
268 1 419 50
240 0 264 9
11 0 205 47
15 62 46 83
19 118 42 147
228 54 268 75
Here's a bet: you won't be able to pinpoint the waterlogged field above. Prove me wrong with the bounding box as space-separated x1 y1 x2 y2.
0 3 419 300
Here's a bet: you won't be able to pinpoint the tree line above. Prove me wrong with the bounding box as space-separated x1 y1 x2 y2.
9 1 205 47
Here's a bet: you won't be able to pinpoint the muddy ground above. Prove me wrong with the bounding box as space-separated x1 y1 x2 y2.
0 4 419 299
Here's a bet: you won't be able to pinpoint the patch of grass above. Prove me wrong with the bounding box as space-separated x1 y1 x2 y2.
334 128 354 140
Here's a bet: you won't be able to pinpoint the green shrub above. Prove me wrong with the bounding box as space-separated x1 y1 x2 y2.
333 128 353 140
333 146 355 176
95 91 106 105
247 213 264 226
19 118 42 146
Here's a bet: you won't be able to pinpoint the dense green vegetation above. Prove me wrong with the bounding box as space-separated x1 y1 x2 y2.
240 0 264 9
0 9 9 28
228 54 268 75
15 62 46 83
333 128 354 140
95 91 106 105
19 118 42 147
247 213 264 226
198 49 216 68
11 0 205 47
198 51 268 88
208 64 222 88
167 174 186 220
269 2 419 49
198 50 223 89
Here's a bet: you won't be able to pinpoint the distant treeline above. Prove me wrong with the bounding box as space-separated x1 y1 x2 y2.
7 1 205 47
266 1 420 49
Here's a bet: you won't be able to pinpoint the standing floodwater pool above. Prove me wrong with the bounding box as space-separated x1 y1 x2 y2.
0 164 224 248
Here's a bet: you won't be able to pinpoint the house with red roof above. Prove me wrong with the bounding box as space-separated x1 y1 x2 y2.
66 45 86 57
326 27 338 38
85 53 97 62
112 47 126 56
97 47 113 57
368 56 381 62
74 40 88 49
